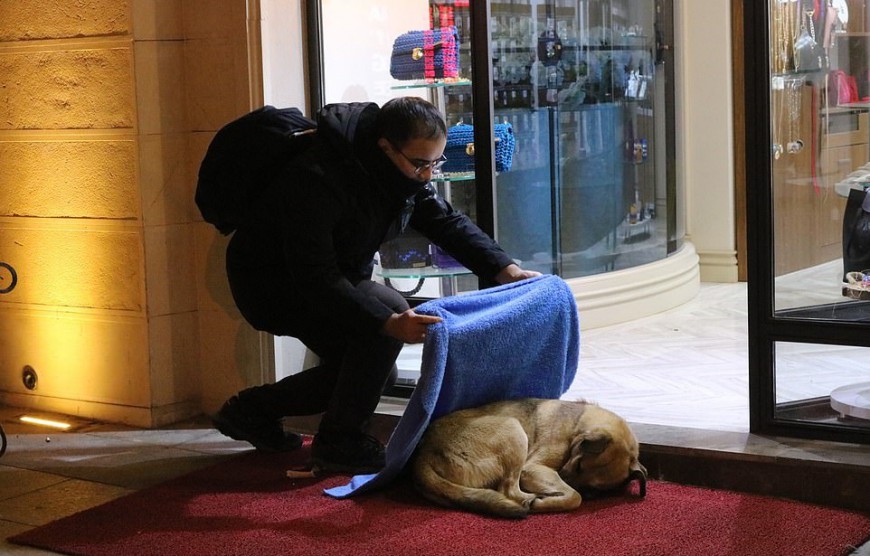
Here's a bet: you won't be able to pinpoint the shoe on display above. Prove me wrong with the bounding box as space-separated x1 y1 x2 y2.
212 396 303 452
310 430 386 475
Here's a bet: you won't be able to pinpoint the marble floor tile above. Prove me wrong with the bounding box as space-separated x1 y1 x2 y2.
0 478 131 527
569 282 752 432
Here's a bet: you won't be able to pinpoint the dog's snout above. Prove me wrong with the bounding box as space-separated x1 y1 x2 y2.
579 469 646 500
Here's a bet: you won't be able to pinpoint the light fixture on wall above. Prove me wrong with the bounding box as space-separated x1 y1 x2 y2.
19 416 72 430
18 365 72 431
22 365 37 390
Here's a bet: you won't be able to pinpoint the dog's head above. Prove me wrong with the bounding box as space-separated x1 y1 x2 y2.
557 406 647 499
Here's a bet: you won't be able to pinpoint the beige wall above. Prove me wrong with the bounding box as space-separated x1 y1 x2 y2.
0 0 266 426
183 0 273 417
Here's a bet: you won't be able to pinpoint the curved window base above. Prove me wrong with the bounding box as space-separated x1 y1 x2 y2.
568 242 700 330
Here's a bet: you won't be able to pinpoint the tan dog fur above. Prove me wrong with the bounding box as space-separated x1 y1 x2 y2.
412 398 647 518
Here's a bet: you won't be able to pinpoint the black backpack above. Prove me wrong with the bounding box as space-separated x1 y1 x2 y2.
195 105 317 235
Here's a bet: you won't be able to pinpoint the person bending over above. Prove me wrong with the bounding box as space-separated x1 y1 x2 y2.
214 96 539 474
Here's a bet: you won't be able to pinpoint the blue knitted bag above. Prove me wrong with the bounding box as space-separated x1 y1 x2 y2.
442 122 515 173
390 27 460 81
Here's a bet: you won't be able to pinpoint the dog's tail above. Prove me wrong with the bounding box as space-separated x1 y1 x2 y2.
413 460 529 519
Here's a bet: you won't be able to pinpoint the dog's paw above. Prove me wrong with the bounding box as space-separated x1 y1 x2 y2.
520 493 537 509
529 490 583 513
530 490 565 502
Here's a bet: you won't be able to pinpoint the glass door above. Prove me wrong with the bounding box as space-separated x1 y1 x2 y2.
746 0 870 443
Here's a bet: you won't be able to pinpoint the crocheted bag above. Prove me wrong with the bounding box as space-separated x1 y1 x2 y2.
390 26 459 81
442 122 516 173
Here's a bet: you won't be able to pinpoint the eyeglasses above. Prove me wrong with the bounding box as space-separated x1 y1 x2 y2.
391 143 447 175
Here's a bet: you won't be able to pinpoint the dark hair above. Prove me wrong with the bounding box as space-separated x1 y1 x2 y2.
375 97 447 148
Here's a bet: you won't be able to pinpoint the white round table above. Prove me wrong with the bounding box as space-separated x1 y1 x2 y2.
830 381 870 421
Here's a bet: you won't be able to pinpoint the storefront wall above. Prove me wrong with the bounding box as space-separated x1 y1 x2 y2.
0 0 737 423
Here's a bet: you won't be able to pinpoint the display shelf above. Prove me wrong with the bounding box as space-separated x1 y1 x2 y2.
376 264 471 279
432 171 475 182
770 68 830 80
377 263 472 299
391 79 472 90
622 218 651 241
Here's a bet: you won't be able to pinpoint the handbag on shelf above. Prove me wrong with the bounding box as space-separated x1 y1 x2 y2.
390 26 460 81
828 69 859 106
442 122 516 173
431 245 465 269
793 16 826 73
842 188 870 283
378 229 431 270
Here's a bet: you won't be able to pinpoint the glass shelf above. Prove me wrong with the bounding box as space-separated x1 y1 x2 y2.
432 171 475 182
376 264 471 279
391 79 472 90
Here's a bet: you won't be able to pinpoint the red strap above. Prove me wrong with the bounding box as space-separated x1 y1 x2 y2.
848 75 859 103
423 29 435 81
440 5 454 29
442 28 457 78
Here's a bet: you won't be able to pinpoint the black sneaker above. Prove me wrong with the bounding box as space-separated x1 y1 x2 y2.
212 396 303 453
311 430 386 474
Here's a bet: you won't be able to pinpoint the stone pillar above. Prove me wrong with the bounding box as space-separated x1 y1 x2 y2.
0 0 266 426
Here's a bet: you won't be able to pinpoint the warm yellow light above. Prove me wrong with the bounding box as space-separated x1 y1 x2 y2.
19 416 72 430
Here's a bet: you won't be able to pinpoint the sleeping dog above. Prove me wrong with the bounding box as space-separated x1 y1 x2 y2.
412 398 647 518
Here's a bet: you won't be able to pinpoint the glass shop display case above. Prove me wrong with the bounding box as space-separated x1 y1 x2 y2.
307 0 677 395
745 0 870 443
486 0 675 279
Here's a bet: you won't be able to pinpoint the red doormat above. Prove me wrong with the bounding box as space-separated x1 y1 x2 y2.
9 442 870 556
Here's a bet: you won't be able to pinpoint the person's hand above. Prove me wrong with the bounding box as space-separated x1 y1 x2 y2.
495 263 542 285
382 309 443 344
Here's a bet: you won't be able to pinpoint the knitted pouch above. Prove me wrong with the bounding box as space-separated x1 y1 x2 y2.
390 26 459 81
442 122 516 173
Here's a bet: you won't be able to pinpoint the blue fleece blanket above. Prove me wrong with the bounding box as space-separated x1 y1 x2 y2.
324 274 579 498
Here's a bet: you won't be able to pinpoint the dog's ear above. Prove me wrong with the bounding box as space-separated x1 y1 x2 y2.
580 431 612 455
565 431 611 460
561 431 613 476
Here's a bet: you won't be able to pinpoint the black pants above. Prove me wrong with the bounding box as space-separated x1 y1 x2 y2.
227 263 408 435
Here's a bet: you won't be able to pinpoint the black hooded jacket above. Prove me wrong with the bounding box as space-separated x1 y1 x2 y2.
226 102 513 337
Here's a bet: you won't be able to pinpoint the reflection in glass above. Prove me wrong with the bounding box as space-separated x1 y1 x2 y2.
774 342 870 430
316 0 677 293
486 0 673 279
769 1 870 321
